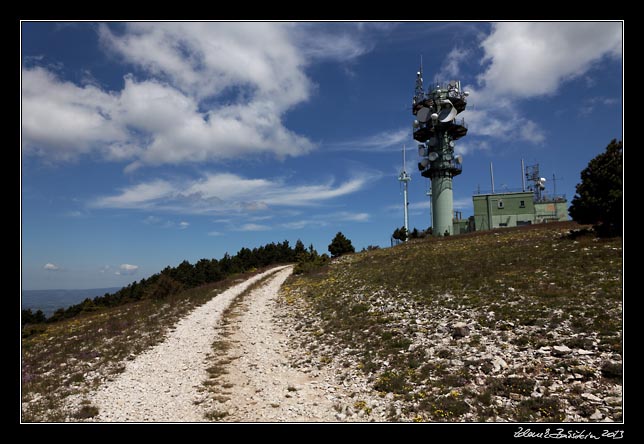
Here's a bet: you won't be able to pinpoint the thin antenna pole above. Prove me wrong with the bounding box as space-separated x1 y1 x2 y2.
402 143 406 171
521 159 526 192
490 162 495 194
403 145 409 236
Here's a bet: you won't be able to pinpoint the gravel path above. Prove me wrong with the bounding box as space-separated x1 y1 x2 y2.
206 266 360 422
89 266 290 422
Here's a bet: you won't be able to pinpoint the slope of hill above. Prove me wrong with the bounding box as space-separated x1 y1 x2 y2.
279 222 623 422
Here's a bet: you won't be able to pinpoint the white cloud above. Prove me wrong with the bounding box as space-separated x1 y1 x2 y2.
332 128 411 152
115 263 139 275
96 180 175 208
22 67 127 161
445 22 622 147
281 220 326 230
43 263 59 271
92 171 373 214
291 23 371 61
452 140 490 156
578 96 621 116
435 47 469 81
280 211 369 230
178 221 190 229
143 215 162 224
23 23 374 168
336 212 370 222
236 223 271 232
477 22 622 100
207 231 223 236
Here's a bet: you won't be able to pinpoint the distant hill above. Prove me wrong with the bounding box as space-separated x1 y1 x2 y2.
22 288 121 317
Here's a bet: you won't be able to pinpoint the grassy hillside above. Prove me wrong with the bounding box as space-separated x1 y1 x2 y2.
280 222 622 422
21 268 271 422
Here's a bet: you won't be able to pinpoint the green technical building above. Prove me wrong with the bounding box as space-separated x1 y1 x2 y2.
473 191 536 230
471 163 568 231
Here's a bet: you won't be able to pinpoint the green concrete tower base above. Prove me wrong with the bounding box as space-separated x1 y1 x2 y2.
431 175 453 236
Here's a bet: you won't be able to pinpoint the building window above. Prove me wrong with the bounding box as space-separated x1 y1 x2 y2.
497 200 504 209
519 200 525 208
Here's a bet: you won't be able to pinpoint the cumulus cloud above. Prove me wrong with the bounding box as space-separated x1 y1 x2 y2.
477 22 622 100
23 23 375 169
452 22 621 147
43 263 60 271
115 263 139 275
22 67 127 161
92 171 374 214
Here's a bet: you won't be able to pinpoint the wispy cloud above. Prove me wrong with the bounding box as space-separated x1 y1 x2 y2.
43 263 60 271
178 221 190 230
236 223 271 232
279 211 370 230
330 128 411 152
435 47 469 82
578 96 621 116
92 171 375 215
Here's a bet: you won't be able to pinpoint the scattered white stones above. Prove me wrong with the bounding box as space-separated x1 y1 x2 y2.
82 266 291 422
552 345 573 356
452 322 470 339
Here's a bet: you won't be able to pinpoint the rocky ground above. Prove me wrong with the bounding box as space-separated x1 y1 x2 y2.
201 266 382 421
278 225 623 422
23 223 622 423
61 266 292 422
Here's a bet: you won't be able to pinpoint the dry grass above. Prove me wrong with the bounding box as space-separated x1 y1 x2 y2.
281 222 622 422
21 268 273 422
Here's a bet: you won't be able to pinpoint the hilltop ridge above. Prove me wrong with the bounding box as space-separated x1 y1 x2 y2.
279 222 622 422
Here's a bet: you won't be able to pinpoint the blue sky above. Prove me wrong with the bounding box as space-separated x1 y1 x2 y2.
21 21 622 290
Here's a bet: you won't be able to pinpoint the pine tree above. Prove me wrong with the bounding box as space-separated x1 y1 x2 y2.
328 232 355 258
569 139 622 237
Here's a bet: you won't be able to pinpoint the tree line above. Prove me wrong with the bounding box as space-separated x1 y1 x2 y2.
22 239 311 327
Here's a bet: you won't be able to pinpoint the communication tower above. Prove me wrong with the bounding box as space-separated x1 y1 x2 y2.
413 61 468 235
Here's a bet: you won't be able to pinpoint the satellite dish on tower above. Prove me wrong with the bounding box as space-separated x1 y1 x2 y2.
428 137 438 147
438 99 457 122
428 152 439 161
419 158 430 169
417 107 431 123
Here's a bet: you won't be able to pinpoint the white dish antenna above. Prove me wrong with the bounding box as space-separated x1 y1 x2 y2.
438 99 457 122
418 145 428 157
419 158 430 168
428 152 439 161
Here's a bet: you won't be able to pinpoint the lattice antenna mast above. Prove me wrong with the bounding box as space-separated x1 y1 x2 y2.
413 57 469 236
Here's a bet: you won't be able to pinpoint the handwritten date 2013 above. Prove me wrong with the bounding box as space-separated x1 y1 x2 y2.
514 427 624 440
